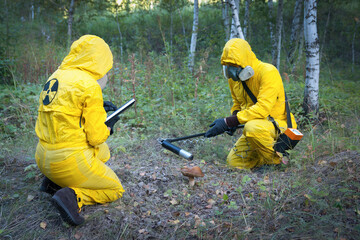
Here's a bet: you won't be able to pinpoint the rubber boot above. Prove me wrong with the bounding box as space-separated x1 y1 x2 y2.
39 177 61 195
52 187 84 226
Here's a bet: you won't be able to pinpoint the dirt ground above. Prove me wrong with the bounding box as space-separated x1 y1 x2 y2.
1 138 359 240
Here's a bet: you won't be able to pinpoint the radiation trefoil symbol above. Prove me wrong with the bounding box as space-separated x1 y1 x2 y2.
42 78 59 105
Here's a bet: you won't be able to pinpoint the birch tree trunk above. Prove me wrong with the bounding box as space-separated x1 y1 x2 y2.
188 0 199 72
268 0 275 60
229 0 239 39
272 0 283 70
222 0 230 41
229 0 245 39
170 11 173 55
288 0 303 65
303 0 320 115
31 1 34 21
115 12 123 63
67 0 75 49
352 18 359 73
244 0 250 39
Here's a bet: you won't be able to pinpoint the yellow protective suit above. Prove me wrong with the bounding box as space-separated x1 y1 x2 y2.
221 38 297 169
35 35 124 208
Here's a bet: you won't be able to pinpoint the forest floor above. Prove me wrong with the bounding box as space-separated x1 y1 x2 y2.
1 133 359 240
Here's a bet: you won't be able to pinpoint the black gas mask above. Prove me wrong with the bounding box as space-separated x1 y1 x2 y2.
223 65 254 81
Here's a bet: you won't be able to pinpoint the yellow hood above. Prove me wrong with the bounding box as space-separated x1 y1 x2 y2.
221 38 259 68
59 35 113 80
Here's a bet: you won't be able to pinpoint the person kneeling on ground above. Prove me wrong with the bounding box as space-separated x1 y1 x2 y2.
204 38 297 170
35 35 124 226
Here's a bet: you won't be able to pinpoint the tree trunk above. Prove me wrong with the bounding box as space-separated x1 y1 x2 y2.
291 24 304 74
288 0 303 66
178 8 189 51
31 1 34 21
229 0 244 39
170 11 173 55
268 0 275 60
272 0 283 70
188 0 199 72
244 0 250 39
67 0 75 49
352 19 359 73
115 12 123 63
319 8 331 62
222 0 230 41
303 0 320 115
229 0 239 39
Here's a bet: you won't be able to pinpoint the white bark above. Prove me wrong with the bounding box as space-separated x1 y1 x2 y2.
31 1 34 21
188 0 199 72
303 0 320 115
229 0 244 39
229 0 239 39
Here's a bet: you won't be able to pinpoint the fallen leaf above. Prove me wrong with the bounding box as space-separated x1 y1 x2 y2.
318 160 327 165
138 229 146 234
207 199 216 205
169 219 180 225
244 226 253 232
152 173 157 180
139 172 146 176
263 176 270 184
27 194 35 202
259 192 267 198
172 211 180 217
40 221 47 229
185 212 190 217
329 162 337 167
74 232 83 239
170 199 178 205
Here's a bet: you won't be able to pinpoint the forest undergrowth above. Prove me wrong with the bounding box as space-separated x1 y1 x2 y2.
0 52 359 239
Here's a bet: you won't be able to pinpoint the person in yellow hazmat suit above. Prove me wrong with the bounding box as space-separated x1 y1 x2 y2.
35 35 124 226
204 38 297 169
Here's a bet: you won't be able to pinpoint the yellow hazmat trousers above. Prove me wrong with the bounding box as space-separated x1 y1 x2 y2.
35 35 124 208
221 39 297 169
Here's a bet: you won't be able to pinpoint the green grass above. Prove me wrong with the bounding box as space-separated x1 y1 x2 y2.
0 52 359 239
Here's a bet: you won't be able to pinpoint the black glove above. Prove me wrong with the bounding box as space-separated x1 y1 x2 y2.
104 101 117 112
226 127 237 136
105 115 120 135
204 118 229 138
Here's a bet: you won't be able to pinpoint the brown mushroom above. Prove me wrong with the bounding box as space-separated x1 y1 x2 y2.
180 166 204 186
